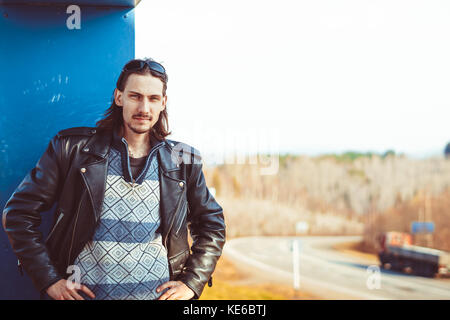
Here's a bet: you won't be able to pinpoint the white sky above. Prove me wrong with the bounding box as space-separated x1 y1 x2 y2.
136 0 450 158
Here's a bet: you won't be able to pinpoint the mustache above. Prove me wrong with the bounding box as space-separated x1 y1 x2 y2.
133 114 152 120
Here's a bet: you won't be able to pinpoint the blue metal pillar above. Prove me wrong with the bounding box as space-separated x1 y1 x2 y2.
0 0 138 299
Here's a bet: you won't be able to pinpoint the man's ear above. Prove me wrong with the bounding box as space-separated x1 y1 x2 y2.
114 88 123 107
162 95 167 111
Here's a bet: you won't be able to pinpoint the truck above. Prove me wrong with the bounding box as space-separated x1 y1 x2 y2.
377 231 450 278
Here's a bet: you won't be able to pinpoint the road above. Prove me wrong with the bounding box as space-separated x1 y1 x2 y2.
223 236 450 299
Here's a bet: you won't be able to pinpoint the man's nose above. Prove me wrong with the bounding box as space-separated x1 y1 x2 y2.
137 98 151 113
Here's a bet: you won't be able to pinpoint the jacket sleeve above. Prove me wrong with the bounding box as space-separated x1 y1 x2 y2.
176 147 226 299
2 135 64 293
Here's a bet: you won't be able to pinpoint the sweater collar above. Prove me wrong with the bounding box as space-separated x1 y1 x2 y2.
111 127 161 151
111 127 164 184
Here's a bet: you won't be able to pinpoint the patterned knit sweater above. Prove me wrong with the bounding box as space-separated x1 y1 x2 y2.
73 132 170 300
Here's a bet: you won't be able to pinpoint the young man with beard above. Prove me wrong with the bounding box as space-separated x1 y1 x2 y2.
3 58 226 300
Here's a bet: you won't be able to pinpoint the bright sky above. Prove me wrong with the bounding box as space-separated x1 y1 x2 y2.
136 0 450 159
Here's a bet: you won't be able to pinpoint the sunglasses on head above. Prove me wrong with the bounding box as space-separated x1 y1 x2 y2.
122 59 166 74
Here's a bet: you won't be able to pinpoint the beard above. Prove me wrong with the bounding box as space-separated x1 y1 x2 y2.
127 121 152 134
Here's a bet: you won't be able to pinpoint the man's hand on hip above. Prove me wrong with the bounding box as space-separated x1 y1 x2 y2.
156 281 195 300
46 279 96 300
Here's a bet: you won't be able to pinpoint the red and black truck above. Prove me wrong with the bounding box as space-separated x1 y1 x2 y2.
378 231 450 278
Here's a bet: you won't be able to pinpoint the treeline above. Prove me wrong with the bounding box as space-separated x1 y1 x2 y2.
206 153 450 216
203 153 450 244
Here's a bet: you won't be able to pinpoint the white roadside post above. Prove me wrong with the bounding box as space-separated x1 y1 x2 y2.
292 239 301 297
293 221 308 299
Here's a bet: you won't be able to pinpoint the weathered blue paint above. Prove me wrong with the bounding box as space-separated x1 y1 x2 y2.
0 2 136 299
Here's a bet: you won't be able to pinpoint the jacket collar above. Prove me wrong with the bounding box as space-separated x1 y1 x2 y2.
79 128 111 159
81 127 180 174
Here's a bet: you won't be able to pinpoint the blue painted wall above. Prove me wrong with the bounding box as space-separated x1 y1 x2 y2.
0 2 136 299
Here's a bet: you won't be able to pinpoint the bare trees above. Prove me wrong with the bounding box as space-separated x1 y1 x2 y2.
203 154 450 240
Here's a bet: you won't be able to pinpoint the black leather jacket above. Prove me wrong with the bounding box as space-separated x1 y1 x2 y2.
2 127 226 299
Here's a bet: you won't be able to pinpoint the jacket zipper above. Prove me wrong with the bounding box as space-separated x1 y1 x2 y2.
174 201 187 236
67 191 86 267
45 210 64 243
164 185 185 250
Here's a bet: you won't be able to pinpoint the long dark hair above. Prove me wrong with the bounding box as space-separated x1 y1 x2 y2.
96 58 171 141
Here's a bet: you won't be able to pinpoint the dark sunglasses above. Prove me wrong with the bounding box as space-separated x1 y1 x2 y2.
122 59 166 74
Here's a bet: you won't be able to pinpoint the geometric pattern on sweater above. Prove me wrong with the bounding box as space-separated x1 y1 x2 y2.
73 147 170 300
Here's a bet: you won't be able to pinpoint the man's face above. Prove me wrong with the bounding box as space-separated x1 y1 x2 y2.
114 73 167 135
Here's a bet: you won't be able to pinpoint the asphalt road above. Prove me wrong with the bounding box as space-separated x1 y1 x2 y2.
223 236 450 299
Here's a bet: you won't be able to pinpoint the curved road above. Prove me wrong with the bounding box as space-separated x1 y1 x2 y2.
223 236 450 299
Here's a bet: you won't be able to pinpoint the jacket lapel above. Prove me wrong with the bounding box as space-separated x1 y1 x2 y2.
157 143 185 242
78 129 111 223
79 158 108 223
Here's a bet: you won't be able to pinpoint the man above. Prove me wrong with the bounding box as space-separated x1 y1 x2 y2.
2 58 226 300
